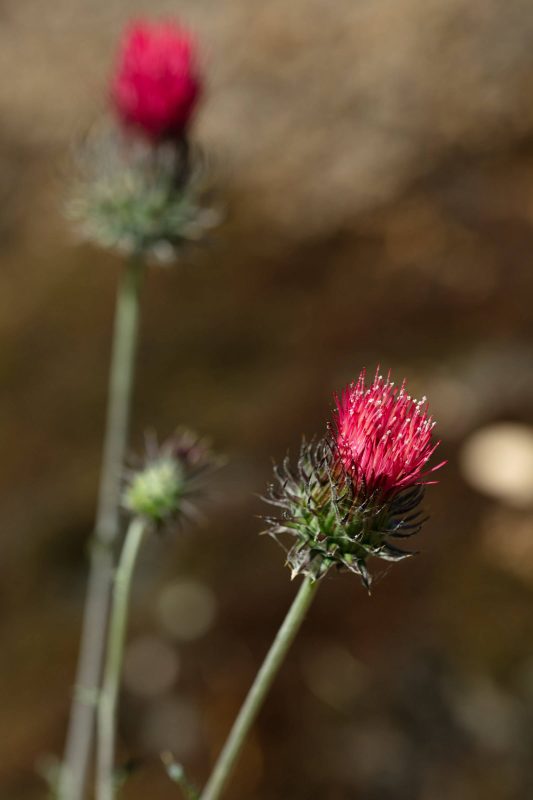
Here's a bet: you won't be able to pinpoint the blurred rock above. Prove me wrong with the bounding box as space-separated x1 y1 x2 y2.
460 423 533 508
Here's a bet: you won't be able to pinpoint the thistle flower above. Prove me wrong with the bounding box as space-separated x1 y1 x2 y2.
112 21 202 142
265 369 444 588
68 22 218 262
123 429 216 530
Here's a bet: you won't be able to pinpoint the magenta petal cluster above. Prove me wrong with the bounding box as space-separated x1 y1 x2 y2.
112 20 202 142
334 369 443 499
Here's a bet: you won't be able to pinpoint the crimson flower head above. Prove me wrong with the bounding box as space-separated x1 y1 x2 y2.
334 369 442 500
112 20 202 142
264 368 444 589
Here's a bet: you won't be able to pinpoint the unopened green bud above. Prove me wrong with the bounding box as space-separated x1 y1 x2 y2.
123 429 218 530
124 457 184 524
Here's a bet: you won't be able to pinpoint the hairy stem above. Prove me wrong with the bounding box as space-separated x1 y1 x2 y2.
96 517 146 800
60 257 144 800
200 576 319 800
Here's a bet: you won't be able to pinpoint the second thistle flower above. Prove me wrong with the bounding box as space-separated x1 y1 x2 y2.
265 369 445 588
70 19 218 262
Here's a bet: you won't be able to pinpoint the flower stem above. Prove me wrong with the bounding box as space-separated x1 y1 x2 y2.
60 256 144 800
200 575 319 800
95 255 144 548
96 517 146 800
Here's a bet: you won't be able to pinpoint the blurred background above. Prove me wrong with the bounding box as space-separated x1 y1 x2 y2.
2 1 533 798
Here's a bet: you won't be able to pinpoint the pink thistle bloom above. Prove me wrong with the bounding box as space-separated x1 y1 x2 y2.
334 368 444 500
265 368 445 587
111 20 202 142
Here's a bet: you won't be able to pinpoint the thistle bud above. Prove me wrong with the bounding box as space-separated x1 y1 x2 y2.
264 369 444 589
123 430 216 530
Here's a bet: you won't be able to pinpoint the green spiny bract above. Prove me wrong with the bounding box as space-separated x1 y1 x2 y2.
264 440 425 590
69 132 219 263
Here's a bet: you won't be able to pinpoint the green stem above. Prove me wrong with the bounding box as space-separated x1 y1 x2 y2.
96 517 146 800
60 257 144 800
200 576 319 800
94 256 144 548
